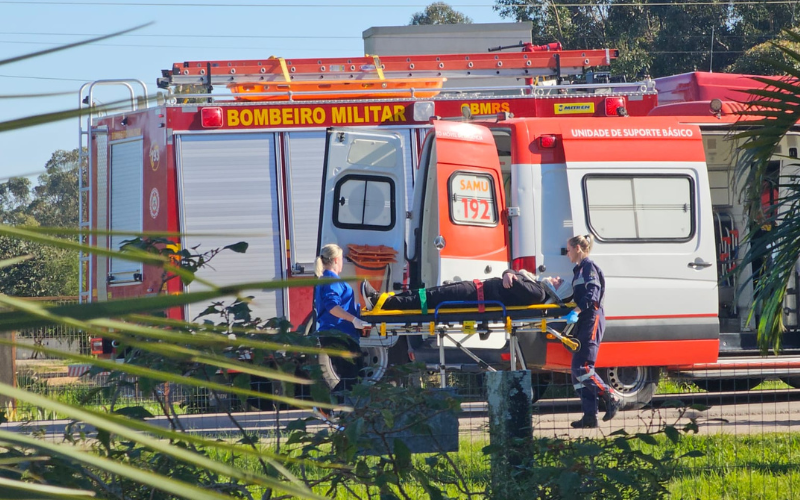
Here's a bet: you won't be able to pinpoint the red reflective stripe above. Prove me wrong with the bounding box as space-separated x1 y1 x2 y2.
473 279 485 313
590 314 599 342
591 374 607 394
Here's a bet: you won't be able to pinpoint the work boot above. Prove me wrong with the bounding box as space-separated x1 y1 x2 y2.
570 414 598 429
602 393 621 422
361 280 378 310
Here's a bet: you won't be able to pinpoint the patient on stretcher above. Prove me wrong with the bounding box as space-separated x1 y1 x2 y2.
361 269 573 312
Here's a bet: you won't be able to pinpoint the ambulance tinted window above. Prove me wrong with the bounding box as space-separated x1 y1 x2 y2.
449 172 498 226
584 175 694 240
333 174 395 231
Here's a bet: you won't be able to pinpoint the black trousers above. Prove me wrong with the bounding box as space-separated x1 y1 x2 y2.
381 279 547 310
319 334 363 395
382 281 477 310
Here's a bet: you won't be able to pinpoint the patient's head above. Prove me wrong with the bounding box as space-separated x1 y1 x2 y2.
542 276 573 301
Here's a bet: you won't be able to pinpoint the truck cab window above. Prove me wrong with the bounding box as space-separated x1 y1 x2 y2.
584 175 694 241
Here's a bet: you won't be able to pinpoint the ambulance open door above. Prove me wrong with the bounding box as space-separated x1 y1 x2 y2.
318 128 407 300
414 121 509 288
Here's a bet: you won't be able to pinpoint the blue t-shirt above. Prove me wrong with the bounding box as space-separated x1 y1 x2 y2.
315 269 360 340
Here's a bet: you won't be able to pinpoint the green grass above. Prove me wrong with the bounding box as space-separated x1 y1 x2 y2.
653 433 800 500
204 430 800 499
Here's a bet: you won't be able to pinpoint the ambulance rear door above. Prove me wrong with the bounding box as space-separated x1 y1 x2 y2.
318 128 407 294
412 120 510 349
414 120 510 289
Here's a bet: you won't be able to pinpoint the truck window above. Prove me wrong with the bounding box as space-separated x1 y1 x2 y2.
333 174 396 231
584 175 694 241
449 172 498 227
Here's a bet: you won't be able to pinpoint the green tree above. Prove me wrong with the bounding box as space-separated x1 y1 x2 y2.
0 149 80 297
493 0 798 79
28 148 80 229
410 1 473 25
727 36 800 75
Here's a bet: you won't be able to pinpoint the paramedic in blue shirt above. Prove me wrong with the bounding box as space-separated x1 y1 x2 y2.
314 243 366 395
563 234 621 429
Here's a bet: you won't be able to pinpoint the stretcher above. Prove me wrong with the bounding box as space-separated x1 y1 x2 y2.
360 297 579 388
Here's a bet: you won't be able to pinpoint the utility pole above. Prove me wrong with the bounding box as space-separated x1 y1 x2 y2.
710 26 715 73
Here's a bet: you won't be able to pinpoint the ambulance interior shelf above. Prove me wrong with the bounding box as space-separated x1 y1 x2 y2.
346 244 397 294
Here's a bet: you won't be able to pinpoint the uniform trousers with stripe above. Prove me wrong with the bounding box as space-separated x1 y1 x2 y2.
570 309 611 416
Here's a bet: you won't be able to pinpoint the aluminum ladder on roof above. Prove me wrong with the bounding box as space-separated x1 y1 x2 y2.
160 48 619 88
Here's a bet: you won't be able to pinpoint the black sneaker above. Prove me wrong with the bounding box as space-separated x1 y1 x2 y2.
570 415 598 429
361 280 378 310
602 393 621 422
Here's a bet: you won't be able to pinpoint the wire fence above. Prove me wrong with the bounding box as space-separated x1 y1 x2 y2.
9 363 800 497
8 303 800 498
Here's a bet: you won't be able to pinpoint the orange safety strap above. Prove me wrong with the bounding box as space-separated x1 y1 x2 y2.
473 279 485 313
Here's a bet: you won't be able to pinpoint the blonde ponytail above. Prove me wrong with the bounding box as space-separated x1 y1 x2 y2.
315 243 343 277
568 234 594 255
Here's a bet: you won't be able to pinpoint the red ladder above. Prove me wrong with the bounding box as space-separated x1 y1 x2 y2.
161 49 618 87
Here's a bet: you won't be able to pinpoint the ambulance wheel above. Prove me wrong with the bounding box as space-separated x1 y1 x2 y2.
600 366 659 410
319 344 389 389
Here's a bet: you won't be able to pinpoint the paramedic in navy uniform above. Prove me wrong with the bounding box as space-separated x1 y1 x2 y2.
564 234 621 428
314 243 366 398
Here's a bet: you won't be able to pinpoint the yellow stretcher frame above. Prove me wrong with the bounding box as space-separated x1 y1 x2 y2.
360 301 579 388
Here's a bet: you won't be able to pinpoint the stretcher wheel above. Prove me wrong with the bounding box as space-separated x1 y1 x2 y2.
562 337 580 353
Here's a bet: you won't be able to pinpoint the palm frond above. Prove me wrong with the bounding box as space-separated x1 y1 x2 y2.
734 46 800 351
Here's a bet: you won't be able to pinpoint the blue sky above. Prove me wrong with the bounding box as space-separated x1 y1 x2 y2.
0 1 506 182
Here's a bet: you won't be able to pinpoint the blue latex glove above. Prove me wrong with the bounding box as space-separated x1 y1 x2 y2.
562 310 579 325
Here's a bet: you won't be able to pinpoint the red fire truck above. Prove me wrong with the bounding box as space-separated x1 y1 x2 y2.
78 50 800 408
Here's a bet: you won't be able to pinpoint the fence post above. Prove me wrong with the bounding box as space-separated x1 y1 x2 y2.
486 370 532 498
0 331 15 413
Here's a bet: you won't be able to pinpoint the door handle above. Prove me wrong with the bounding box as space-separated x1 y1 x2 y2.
688 260 713 269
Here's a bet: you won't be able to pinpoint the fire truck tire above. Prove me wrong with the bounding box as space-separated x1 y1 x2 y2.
693 377 763 392
319 343 389 390
599 366 660 410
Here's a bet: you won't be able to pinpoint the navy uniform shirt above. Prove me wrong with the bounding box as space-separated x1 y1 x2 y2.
315 269 360 339
572 257 605 314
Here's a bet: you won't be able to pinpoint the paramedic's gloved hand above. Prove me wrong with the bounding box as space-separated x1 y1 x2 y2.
352 317 367 330
562 310 579 325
